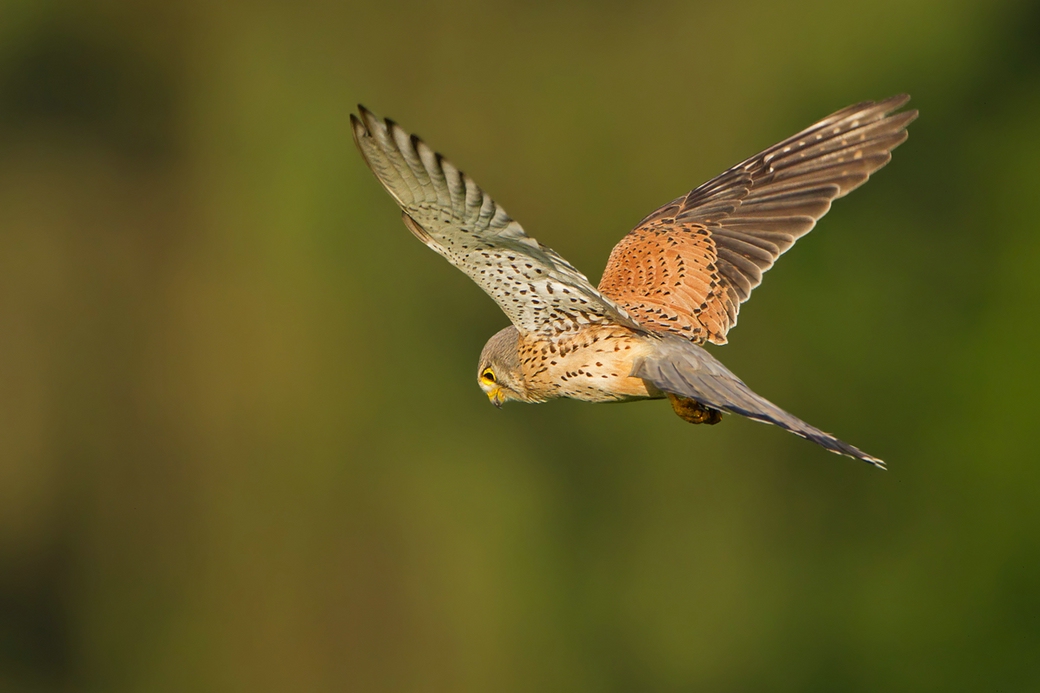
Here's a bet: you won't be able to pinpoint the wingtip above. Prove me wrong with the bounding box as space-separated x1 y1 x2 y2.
881 94 917 120
355 104 375 131
881 97 918 137
869 94 910 114
349 112 369 149
355 105 386 138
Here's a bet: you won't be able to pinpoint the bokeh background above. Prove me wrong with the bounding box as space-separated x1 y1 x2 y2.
2 0 1039 690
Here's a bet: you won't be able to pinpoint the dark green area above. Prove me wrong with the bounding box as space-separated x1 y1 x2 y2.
0 1 1037 690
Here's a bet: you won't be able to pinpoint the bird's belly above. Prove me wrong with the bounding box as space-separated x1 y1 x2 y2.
519 329 663 403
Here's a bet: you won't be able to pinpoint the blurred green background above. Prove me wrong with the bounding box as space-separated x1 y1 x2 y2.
1 0 1039 690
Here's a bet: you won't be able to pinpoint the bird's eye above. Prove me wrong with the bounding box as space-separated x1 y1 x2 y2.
482 369 496 383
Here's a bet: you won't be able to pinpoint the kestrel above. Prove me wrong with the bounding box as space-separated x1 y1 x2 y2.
351 96 917 468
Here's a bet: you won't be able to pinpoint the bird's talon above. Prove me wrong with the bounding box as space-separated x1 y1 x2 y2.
668 394 723 425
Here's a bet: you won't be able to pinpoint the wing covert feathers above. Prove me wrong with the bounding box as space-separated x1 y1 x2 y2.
633 336 885 468
352 105 638 336
599 95 917 344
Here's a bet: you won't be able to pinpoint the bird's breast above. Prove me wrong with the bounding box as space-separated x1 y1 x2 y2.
518 327 663 403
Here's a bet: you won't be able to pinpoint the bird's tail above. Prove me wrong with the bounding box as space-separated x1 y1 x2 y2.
632 336 885 469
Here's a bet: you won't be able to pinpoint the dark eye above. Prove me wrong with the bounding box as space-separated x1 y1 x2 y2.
482 369 496 383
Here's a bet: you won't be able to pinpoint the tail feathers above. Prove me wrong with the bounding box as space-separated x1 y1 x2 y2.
633 337 885 469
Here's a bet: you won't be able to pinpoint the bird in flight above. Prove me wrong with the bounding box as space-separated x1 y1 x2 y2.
351 96 916 468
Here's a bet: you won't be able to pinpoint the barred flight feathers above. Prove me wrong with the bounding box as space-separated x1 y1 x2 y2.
351 106 640 337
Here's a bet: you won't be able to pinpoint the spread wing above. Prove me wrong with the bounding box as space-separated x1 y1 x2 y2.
351 106 639 336
599 95 918 345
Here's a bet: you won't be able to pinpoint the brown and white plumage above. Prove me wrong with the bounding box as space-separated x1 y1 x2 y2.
351 97 917 468
351 106 640 337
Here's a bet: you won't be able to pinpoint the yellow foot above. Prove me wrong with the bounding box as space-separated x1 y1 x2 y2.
668 394 723 425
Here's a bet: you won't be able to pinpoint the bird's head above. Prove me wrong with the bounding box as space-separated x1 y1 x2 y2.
477 326 530 407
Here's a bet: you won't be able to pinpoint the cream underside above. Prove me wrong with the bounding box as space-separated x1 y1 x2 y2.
518 328 665 403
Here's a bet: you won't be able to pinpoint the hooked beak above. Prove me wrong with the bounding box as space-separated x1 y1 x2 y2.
487 387 504 409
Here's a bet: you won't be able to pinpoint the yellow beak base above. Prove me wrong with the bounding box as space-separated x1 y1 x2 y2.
487 387 504 408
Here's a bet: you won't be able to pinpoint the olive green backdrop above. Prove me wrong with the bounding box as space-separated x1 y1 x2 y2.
1 0 1038 691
